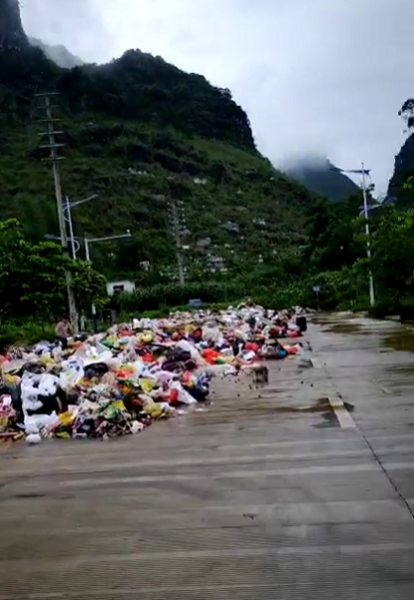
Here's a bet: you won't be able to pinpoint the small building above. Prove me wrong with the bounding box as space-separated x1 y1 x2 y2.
106 280 136 296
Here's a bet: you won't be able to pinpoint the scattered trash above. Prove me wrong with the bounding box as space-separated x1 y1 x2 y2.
0 303 307 444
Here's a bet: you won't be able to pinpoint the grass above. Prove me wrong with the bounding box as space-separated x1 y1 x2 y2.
0 320 55 350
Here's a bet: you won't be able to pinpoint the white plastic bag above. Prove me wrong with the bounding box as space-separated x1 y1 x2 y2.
202 323 224 346
59 360 84 391
25 412 59 435
170 381 197 405
131 421 145 434
38 373 59 396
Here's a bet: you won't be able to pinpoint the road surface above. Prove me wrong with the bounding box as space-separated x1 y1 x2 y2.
1 312 414 599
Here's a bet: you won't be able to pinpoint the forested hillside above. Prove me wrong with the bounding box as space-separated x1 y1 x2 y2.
387 99 414 208
0 0 316 284
1 0 414 328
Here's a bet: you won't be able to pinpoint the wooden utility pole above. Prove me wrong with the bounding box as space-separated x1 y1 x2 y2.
36 93 79 330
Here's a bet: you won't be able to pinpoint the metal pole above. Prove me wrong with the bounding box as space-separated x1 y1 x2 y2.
64 197 77 259
84 237 98 333
42 95 79 331
361 163 375 307
84 237 91 262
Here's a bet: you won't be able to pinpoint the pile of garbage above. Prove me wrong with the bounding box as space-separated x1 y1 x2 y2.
0 304 307 444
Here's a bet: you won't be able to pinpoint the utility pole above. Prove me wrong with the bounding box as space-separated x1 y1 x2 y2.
334 164 376 308
65 197 77 259
361 163 376 307
36 93 79 330
168 198 186 285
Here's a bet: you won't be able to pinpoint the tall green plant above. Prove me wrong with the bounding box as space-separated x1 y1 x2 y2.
0 219 107 321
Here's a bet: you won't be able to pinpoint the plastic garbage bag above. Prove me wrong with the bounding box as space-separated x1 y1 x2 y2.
34 341 52 356
202 322 224 346
38 373 59 396
60 360 84 391
240 350 257 362
153 370 177 385
52 345 63 362
170 381 197 405
118 338 138 363
202 364 237 377
21 380 44 413
176 339 206 366
131 421 145 434
25 412 59 435
157 402 176 414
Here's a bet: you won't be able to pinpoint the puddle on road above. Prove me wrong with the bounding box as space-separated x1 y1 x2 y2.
383 329 414 353
216 397 340 428
313 411 338 429
266 398 340 427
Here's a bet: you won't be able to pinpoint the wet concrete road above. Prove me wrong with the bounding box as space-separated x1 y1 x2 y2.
1 313 414 599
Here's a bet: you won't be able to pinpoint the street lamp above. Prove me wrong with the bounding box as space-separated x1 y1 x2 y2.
84 231 132 332
63 194 99 259
44 233 81 255
84 231 132 262
333 163 376 307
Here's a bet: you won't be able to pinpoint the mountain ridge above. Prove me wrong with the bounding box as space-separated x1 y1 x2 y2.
283 156 359 201
388 132 414 208
0 0 27 50
28 37 83 68
0 0 317 283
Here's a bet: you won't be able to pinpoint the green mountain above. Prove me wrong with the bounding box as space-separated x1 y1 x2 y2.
284 157 359 202
388 132 414 208
0 0 316 283
0 0 27 50
386 99 414 208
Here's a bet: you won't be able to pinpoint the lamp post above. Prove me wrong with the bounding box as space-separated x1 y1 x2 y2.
334 163 376 307
84 231 132 333
44 233 81 255
63 194 99 259
360 165 375 307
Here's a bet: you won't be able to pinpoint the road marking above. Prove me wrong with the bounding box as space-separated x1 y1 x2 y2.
311 357 322 368
328 395 357 429
310 354 356 429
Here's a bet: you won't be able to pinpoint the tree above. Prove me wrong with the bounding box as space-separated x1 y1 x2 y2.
364 206 414 305
0 219 107 321
304 194 364 273
399 99 414 131
71 261 107 313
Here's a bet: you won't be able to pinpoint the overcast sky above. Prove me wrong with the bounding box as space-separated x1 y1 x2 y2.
21 0 414 194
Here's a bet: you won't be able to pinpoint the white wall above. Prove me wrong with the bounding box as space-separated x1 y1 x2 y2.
106 280 136 296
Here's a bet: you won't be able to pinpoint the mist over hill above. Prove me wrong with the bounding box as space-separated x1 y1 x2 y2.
282 156 360 202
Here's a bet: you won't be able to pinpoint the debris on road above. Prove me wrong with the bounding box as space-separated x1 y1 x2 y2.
0 304 306 444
